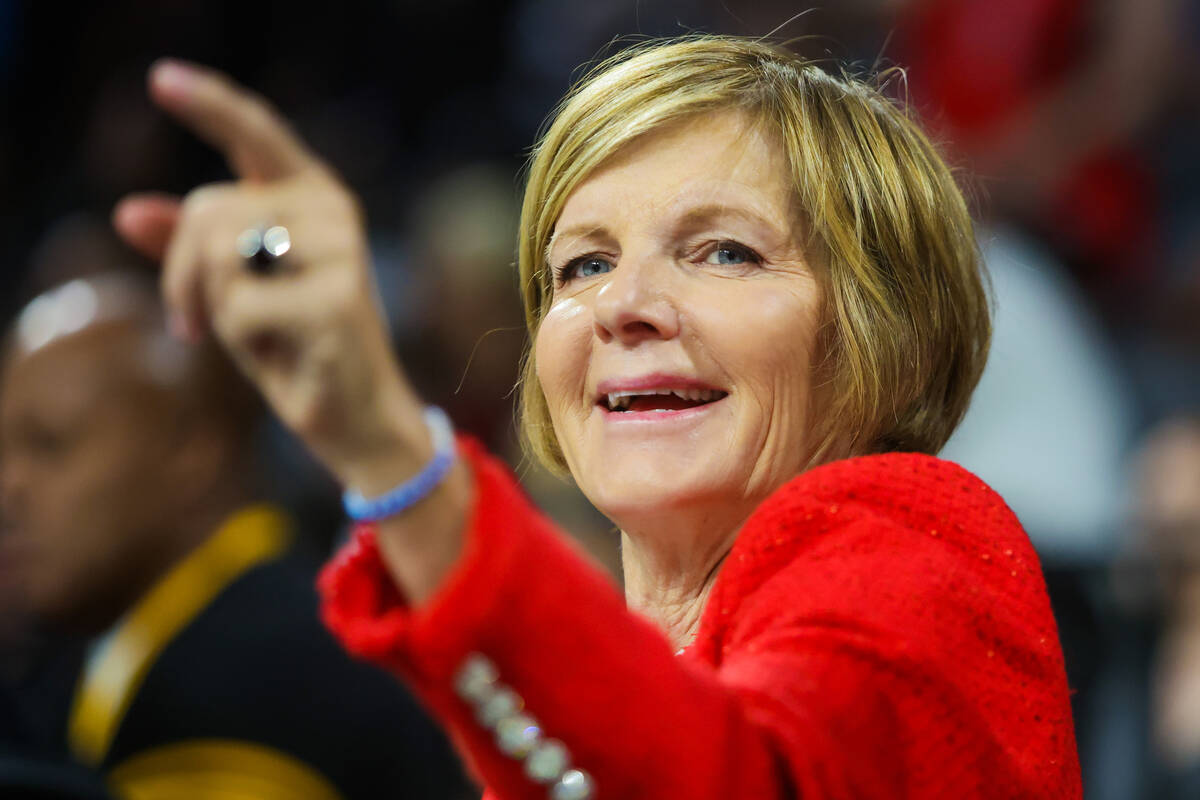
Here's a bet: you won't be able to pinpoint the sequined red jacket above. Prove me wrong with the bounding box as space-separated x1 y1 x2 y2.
318 439 1082 799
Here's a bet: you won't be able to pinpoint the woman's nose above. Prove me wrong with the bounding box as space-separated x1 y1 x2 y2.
591 258 680 345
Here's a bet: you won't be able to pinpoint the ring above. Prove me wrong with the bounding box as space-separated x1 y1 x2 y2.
236 225 291 274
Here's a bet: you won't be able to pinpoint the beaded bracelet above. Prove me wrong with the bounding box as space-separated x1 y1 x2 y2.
342 406 456 522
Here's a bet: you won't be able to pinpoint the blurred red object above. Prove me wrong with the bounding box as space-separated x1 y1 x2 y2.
900 0 1162 291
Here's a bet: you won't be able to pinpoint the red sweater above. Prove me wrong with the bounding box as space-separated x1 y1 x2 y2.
319 440 1082 798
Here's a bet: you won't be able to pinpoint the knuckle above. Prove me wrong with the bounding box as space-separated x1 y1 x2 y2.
316 183 366 235
203 233 236 270
182 183 235 222
241 102 278 142
293 170 353 210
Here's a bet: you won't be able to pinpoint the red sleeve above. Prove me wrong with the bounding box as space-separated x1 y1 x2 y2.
318 440 1081 799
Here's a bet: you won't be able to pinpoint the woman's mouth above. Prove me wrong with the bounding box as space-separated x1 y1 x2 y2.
600 387 728 414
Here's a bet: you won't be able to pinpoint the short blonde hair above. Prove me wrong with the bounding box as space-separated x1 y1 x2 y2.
517 36 989 474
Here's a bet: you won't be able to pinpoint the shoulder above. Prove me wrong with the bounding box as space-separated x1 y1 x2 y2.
694 454 1080 796
745 451 1025 556
699 452 1056 659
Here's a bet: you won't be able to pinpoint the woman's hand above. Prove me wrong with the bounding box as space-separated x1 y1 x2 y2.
114 60 469 601
115 60 423 492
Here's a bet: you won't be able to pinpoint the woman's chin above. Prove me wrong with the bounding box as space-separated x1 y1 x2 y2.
580 464 733 523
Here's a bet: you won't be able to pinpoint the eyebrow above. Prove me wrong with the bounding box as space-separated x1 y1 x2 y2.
673 203 787 237
544 223 611 264
545 202 788 263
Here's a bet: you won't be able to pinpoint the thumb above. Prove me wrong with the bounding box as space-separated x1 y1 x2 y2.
112 192 182 261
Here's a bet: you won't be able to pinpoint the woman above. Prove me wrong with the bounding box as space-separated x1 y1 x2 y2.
114 37 1082 798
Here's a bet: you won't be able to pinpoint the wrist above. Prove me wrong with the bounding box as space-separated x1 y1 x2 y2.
322 387 432 495
334 426 433 498
331 403 472 605
373 454 472 604
342 406 456 522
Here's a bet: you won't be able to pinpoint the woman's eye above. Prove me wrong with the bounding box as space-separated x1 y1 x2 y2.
702 242 761 267
557 256 614 283
577 258 612 277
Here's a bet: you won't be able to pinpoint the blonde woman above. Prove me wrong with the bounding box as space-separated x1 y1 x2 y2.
116 37 1082 799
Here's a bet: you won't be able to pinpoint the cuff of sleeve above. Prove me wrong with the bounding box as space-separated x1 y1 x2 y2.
316 523 412 662
317 436 545 681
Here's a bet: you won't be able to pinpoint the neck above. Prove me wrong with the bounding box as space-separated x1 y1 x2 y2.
66 483 250 638
619 505 746 651
179 489 247 553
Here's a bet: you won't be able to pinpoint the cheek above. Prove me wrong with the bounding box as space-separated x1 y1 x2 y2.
21 451 127 610
699 280 822 398
40 435 165 542
40 437 176 580
764 298 822 429
761 292 821 393
534 298 593 419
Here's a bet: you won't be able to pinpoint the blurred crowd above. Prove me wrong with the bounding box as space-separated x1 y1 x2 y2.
0 1 1198 797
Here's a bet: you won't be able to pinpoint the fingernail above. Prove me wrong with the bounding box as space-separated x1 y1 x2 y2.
152 59 198 96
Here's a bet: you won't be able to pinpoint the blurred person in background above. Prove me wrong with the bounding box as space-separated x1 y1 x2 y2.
896 0 1179 302
0 220 475 799
1129 415 1200 797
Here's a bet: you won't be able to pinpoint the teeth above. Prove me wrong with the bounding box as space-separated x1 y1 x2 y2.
604 387 725 411
607 393 633 411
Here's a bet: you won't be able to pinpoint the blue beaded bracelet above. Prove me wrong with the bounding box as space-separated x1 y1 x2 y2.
342 406 457 522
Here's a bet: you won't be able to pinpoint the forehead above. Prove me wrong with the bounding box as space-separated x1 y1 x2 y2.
554 110 797 234
1 325 146 423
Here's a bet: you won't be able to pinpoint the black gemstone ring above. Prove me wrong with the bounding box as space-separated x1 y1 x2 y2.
236 225 291 274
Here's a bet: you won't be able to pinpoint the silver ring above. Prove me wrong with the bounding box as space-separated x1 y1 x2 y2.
236 225 291 274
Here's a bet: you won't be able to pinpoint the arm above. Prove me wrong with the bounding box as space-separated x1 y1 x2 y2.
113 61 474 608
321 441 1081 799
322 440 802 799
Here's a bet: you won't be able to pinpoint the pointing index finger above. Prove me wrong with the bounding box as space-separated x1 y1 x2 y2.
150 59 317 182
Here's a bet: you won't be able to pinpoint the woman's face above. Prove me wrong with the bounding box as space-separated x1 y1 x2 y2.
535 111 825 528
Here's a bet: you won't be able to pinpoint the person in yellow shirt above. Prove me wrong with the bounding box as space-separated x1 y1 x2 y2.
0 239 474 800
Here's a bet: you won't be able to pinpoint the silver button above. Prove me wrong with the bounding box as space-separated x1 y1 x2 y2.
454 653 499 704
524 738 569 784
495 713 540 758
477 687 523 728
550 768 594 800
